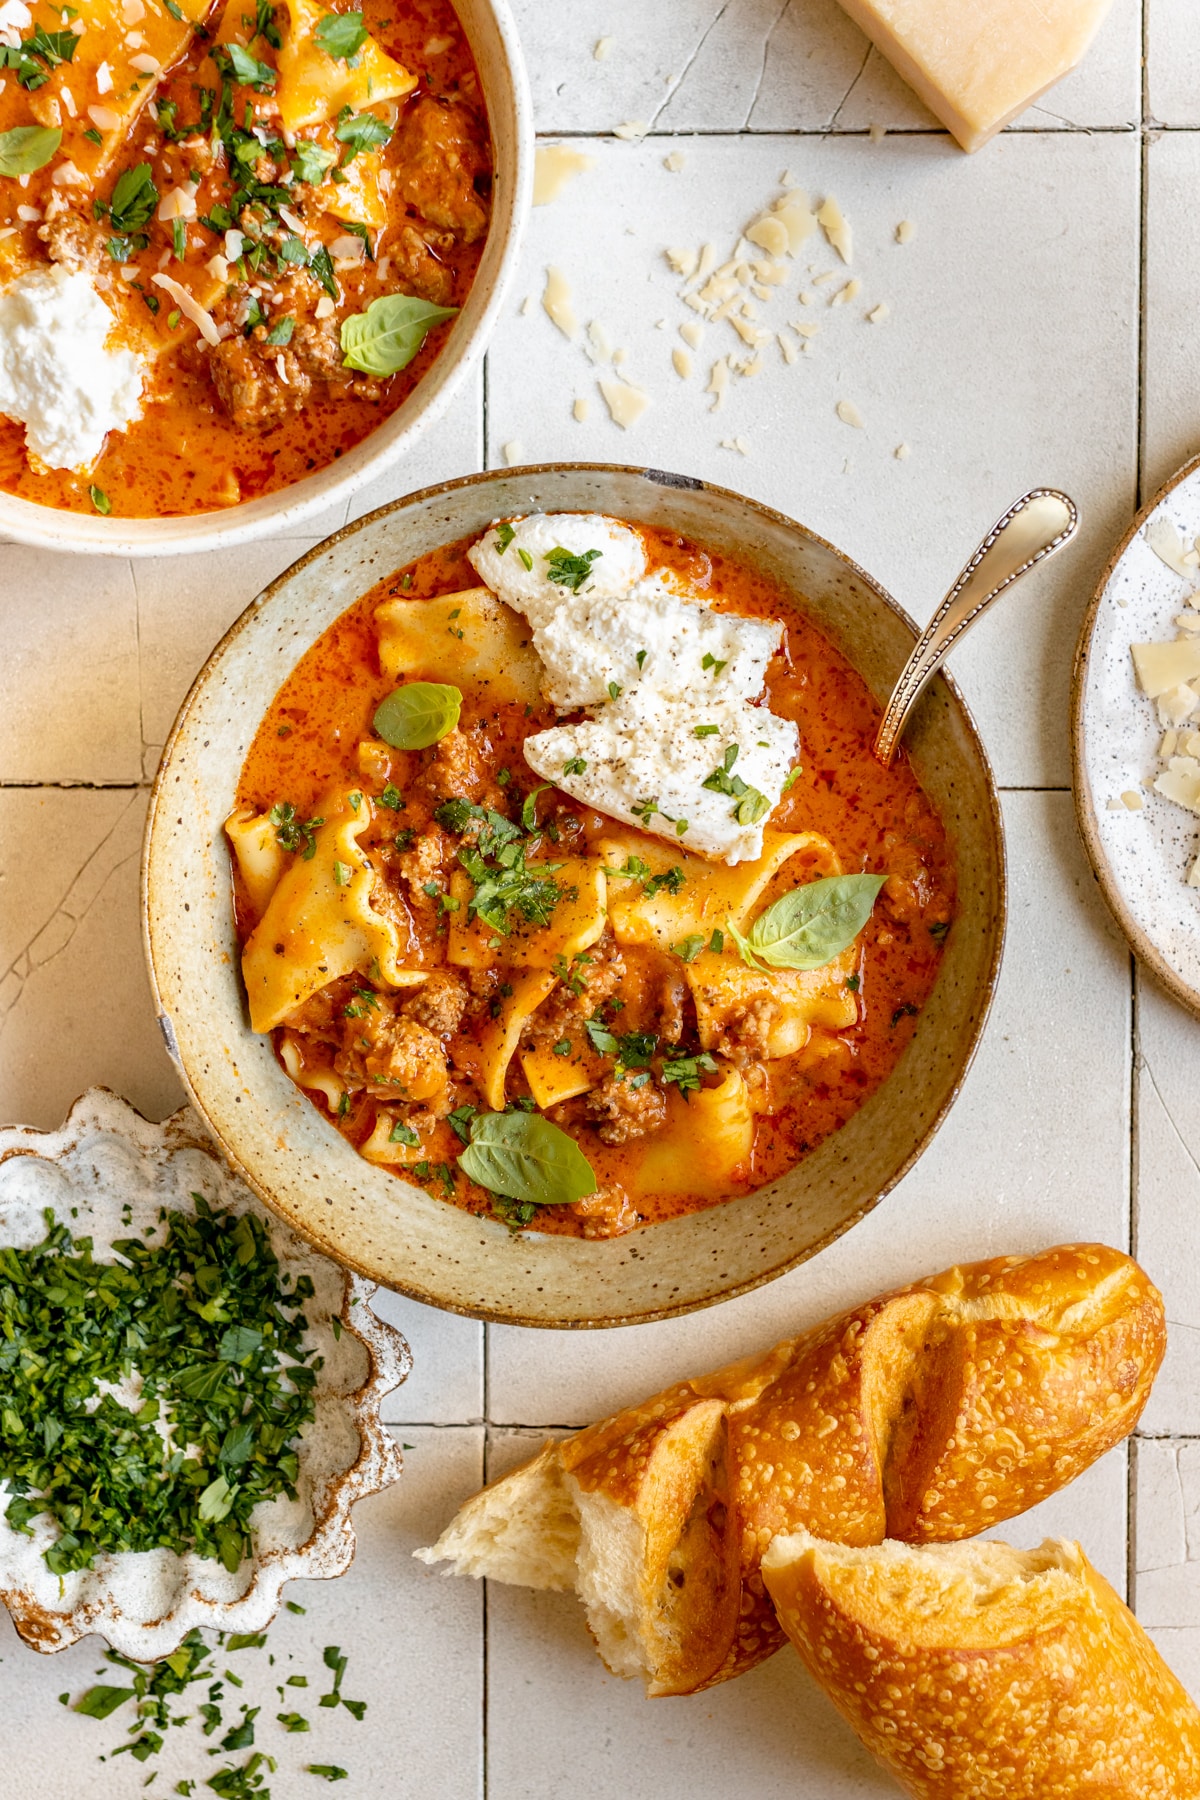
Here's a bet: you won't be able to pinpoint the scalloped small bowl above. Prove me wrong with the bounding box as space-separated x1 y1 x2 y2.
0 1089 411 1659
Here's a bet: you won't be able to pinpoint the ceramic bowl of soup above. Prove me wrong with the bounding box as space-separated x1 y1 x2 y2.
143 464 1006 1326
0 0 529 556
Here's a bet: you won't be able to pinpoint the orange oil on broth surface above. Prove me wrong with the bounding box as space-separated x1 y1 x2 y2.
0 0 489 518
235 528 955 1237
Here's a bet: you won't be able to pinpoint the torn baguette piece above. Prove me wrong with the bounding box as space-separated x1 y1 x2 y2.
762 1531 1200 1799
416 1243 1165 1696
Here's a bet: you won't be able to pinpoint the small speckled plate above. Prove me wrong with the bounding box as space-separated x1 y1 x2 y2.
1073 452 1200 1017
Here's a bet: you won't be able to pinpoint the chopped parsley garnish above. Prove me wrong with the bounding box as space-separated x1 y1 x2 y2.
216 41 277 88
433 799 564 937
635 649 648 670
552 951 591 995
314 9 368 59
0 24 78 91
517 547 533 571
607 681 622 701
694 723 719 737
389 1120 420 1146
661 1051 718 1094
172 215 187 259
335 109 392 163
544 546 601 592
701 652 727 677
494 521 516 554
552 1038 572 1057
670 934 706 963
702 744 770 825
562 756 587 776
292 136 337 185
332 860 353 887
782 766 802 792
0 1201 320 1577
82 125 102 145
378 782 403 809
269 801 324 860
88 485 112 515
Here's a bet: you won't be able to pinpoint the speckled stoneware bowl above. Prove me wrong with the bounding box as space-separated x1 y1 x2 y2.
142 465 1007 1328
1073 452 1200 1017
0 1089 411 1658
0 0 531 559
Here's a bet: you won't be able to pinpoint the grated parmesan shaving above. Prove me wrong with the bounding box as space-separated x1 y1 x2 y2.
663 150 686 172
503 440 523 466
594 35 614 59
573 397 589 422
613 120 648 141
598 374 650 428
818 196 852 262
680 320 703 350
830 278 861 307
836 399 864 429
671 346 691 379
534 145 594 206
150 273 219 345
542 265 578 340
868 302 889 323
896 219 916 244
706 357 729 411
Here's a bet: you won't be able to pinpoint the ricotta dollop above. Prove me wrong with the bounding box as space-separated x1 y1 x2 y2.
0 265 145 471
468 512 648 627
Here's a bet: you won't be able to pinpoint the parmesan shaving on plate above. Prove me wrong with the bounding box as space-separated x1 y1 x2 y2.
1126 514 1200 884
151 272 219 345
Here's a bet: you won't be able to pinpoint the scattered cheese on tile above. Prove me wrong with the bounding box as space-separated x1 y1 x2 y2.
666 246 699 278
831 0 1118 152
520 295 533 316
613 119 648 140
831 278 862 306
868 302 890 323
836 398 865 428
573 397 589 422
542 266 578 340
598 374 650 428
524 694 799 865
594 34 614 59
530 581 782 713
663 150 686 172
778 331 799 364
895 442 911 460
503 440 523 467
469 514 648 628
586 319 613 363
720 435 751 455
672 346 692 379
896 219 916 244
680 320 704 350
818 196 852 262
533 145 594 206
707 356 730 410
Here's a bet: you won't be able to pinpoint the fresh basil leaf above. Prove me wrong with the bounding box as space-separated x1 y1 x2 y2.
373 681 461 750
314 9 367 58
340 293 457 376
73 1684 136 1719
729 872 885 972
334 109 391 161
459 1112 596 1209
0 123 61 176
107 161 158 233
198 1474 235 1522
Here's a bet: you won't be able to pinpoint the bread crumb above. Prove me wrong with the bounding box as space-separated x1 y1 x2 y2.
542 265 578 340
573 397 589 422
503 440 522 466
594 35 614 59
533 145 595 207
895 442 911 460
672 346 692 379
818 196 852 262
831 277 862 307
598 374 650 428
613 120 648 141
868 302 889 324
836 399 864 428
663 150 686 172
896 219 916 244
680 320 704 350
1121 790 1144 811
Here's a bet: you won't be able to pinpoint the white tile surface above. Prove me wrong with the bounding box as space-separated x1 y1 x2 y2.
0 1426 484 1799
0 7 1188 1792
1147 0 1199 126
492 131 1139 787
515 0 1142 134
488 791 1131 1426
1143 130 1200 502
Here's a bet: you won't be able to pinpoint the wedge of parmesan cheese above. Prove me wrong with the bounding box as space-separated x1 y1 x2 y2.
1130 639 1200 701
525 693 799 865
832 0 1117 153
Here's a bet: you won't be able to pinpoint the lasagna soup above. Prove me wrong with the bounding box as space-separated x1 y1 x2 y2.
228 514 955 1239
0 0 489 515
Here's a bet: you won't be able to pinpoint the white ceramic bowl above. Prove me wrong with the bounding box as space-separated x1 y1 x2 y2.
143 465 1006 1329
0 0 531 559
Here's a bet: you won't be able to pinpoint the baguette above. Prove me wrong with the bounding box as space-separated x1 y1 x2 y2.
761 1531 1200 1799
417 1244 1165 1695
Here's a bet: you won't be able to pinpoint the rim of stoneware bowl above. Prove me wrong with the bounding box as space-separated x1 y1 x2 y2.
142 463 1008 1328
1071 448 1200 1020
0 0 531 559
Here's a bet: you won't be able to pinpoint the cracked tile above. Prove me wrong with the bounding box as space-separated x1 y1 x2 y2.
1136 1439 1200 1703
0 789 183 1129
0 548 141 783
1134 976 1200 1434
488 131 1138 786
1 1425 484 1800
489 792 1130 1426
514 0 1141 135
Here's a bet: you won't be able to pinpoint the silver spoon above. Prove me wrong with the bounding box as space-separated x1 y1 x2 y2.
873 488 1080 767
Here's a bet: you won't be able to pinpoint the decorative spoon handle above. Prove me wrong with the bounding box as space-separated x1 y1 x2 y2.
872 488 1080 767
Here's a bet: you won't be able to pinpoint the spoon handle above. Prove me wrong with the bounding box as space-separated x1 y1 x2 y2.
872 488 1080 767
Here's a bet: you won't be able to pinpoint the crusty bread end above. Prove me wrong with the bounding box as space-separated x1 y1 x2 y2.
414 1443 581 1590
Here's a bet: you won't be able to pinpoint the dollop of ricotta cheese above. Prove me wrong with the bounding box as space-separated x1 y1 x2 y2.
0 265 145 471
532 579 783 713
468 512 648 627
